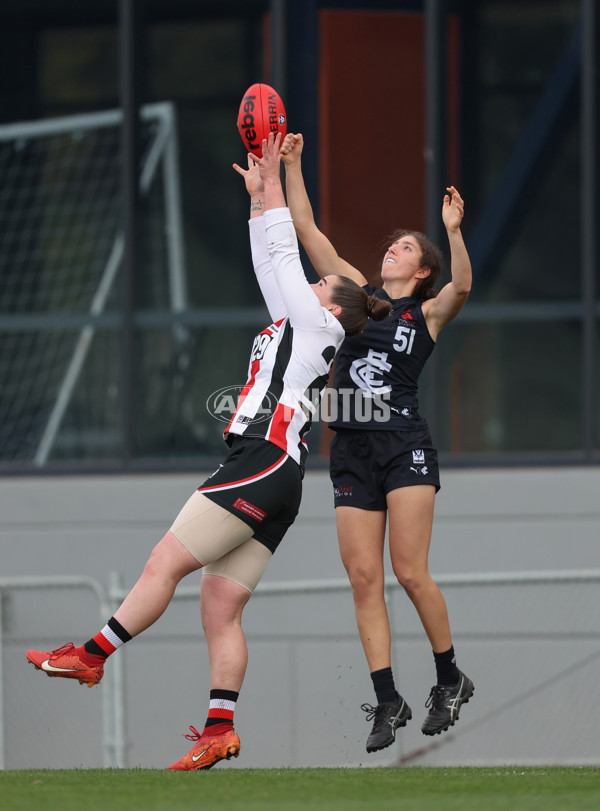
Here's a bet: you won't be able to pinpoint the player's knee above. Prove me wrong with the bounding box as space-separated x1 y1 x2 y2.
393 565 427 595
346 563 383 600
201 575 249 628
141 543 168 578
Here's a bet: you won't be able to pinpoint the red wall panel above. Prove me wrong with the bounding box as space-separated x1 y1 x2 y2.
318 10 460 284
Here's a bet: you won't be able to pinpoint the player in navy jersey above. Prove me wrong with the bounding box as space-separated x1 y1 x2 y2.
25 133 390 771
282 132 474 751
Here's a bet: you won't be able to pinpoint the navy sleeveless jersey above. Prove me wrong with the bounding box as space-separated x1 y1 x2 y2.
329 288 435 431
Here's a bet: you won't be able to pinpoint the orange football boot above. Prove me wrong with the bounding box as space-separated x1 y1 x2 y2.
168 726 241 771
26 642 104 687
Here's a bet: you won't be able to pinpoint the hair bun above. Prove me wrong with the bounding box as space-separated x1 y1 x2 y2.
367 295 392 322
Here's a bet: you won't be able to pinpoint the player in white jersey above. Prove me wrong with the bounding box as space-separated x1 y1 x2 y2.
25 132 390 771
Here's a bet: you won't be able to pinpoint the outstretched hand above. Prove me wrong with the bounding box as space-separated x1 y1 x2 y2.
232 153 263 196
252 131 282 182
442 186 465 233
280 132 304 165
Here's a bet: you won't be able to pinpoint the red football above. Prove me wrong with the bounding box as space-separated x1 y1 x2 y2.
237 83 287 158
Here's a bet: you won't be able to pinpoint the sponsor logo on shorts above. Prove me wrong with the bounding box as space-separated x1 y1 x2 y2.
410 450 429 477
333 485 353 498
233 497 267 522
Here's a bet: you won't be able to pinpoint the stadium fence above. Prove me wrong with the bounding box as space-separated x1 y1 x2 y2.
1 569 599 769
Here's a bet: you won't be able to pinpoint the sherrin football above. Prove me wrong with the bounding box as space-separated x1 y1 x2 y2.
237 83 287 158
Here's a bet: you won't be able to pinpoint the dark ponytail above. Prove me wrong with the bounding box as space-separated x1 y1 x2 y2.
330 276 392 337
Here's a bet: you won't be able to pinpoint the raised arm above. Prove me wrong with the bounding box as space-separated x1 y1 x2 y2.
422 186 472 339
254 132 331 330
233 153 287 322
281 133 367 286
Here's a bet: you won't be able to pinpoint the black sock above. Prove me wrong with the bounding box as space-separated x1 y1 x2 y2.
370 667 398 705
434 646 459 685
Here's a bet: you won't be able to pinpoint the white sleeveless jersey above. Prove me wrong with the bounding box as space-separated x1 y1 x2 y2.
225 209 345 467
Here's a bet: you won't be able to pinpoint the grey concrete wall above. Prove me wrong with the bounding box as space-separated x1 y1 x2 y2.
1 466 599 769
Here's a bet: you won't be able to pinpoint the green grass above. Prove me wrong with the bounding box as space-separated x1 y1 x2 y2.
1 767 598 811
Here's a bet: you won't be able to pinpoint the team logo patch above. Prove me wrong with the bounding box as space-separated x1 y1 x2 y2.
349 349 392 396
412 449 425 464
233 497 267 522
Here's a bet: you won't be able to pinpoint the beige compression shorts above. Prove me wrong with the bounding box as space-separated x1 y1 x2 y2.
170 490 272 593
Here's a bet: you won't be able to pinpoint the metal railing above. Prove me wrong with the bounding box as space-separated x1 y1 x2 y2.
2 568 600 769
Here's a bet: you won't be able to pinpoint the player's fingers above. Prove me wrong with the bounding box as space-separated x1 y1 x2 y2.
447 186 464 204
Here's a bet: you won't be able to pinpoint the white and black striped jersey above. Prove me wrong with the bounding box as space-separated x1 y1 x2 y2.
224 208 345 468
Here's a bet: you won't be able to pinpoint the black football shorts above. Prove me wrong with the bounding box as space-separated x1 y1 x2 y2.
330 427 440 511
198 436 302 553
